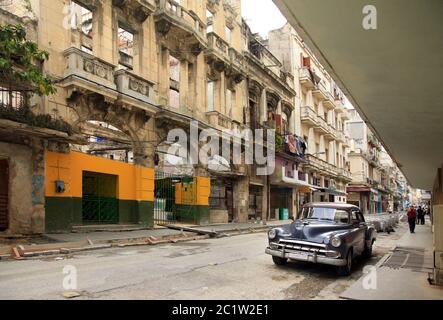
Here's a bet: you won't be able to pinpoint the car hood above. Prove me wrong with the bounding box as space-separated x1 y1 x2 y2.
283 220 350 244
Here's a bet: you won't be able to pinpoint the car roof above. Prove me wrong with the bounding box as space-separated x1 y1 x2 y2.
302 202 360 211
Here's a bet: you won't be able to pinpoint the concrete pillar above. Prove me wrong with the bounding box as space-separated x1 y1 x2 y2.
260 88 267 123
30 138 47 234
159 47 170 106
179 59 189 110
432 165 443 286
233 176 249 223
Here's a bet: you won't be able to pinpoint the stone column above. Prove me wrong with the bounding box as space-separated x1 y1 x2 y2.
30 138 47 234
260 88 267 123
432 165 443 286
233 176 250 223
179 59 189 110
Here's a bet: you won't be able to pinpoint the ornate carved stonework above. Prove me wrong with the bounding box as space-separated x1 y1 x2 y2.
207 0 220 13
83 58 113 81
128 76 150 97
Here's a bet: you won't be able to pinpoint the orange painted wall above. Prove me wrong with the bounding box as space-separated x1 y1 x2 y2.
45 151 154 201
175 177 210 206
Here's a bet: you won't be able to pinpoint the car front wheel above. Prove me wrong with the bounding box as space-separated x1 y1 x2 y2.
272 256 288 266
363 240 374 258
337 250 353 276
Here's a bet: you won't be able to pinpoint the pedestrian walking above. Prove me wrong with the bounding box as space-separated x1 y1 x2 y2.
407 205 417 233
417 206 425 225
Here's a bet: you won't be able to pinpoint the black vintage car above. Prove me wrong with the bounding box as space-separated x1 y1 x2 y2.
265 203 377 276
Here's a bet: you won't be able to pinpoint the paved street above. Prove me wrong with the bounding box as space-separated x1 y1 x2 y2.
0 223 408 300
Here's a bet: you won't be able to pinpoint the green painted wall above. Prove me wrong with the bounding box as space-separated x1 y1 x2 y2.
176 204 210 225
45 197 154 233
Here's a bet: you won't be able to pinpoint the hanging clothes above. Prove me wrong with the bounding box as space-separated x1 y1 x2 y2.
287 135 297 154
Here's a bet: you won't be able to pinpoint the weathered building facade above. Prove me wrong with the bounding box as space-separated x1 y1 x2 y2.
0 0 302 234
268 23 353 208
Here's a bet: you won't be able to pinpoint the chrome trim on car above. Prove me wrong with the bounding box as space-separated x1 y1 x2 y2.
265 247 347 266
278 239 327 248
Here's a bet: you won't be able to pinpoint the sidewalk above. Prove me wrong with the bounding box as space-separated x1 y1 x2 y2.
341 218 443 300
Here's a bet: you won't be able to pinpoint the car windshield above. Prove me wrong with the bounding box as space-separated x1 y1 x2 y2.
298 207 349 223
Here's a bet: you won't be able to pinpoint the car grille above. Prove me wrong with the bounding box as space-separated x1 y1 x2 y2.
274 239 328 256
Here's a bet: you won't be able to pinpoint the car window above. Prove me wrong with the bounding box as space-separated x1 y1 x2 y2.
351 211 360 224
299 207 349 223
358 212 365 222
334 210 349 224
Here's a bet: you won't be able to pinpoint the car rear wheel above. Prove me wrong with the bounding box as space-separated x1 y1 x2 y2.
272 256 288 266
337 250 353 276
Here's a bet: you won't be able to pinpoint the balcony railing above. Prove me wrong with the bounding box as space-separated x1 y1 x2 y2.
206 32 230 63
155 0 207 46
63 47 117 91
312 81 329 101
338 168 353 181
314 116 329 134
299 67 316 90
113 0 156 22
305 154 338 177
301 106 318 126
206 110 232 130
114 69 156 106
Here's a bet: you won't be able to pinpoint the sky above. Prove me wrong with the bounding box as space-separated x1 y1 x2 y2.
241 0 287 39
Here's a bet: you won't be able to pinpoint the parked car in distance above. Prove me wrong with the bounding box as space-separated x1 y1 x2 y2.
265 203 377 276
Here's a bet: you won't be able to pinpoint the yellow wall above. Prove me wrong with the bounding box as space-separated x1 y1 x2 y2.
45 151 154 201
175 177 210 206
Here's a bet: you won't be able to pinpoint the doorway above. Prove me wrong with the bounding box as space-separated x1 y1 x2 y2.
0 159 8 231
82 171 119 224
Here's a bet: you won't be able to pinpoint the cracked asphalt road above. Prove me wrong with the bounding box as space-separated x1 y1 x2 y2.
0 224 407 300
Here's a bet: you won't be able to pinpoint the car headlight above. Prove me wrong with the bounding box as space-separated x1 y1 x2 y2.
268 229 277 240
331 236 342 248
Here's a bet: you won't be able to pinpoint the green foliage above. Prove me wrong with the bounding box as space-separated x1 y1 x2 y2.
275 132 284 152
0 24 55 95
0 104 72 134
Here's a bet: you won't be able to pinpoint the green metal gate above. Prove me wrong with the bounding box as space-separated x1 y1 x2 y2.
154 171 194 225
82 171 119 224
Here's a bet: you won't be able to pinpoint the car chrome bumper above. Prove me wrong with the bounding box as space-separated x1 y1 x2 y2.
265 247 347 266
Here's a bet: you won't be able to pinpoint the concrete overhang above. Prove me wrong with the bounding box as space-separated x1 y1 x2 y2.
273 0 443 189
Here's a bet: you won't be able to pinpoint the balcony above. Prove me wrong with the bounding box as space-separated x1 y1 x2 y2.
271 166 314 189
341 108 350 120
205 32 230 70
112 0 156 22
312 82 328 101
61 47 118 101
299 68 316 90
337 168 353 182
322 95 335 110
304 154 338 177
114 69 157 114
335 130 346 143
314 116 329 134
324 124 336 140
300 106 318 126
206 111 233 130
227 48 246 83
155 0 207 50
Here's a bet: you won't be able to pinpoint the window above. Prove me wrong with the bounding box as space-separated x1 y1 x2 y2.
226 89 232 116
298 207 349 223
225 26 232 45
206 10 213 33
71 1 93 37
169 55 180 109
207 81 214 111
0 87 25 110
118 25 134 69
